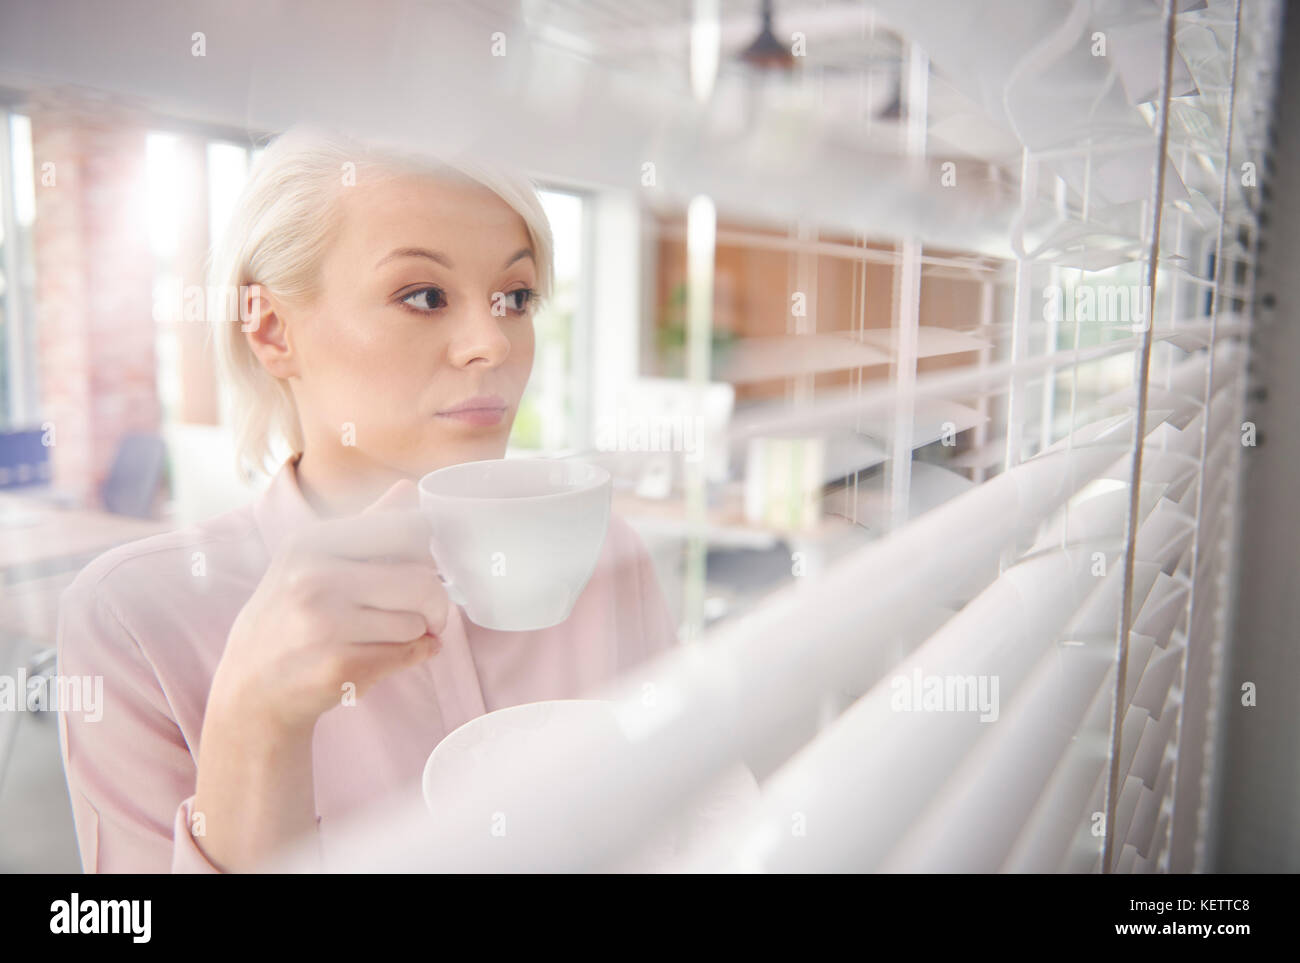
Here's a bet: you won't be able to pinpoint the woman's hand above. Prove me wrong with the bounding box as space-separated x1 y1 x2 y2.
212 479 449 732
192 479 449 871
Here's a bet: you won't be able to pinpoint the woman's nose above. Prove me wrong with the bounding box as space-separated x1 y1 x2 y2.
446 302 513 368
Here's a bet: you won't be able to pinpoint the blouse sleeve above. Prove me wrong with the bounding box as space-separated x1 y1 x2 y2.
55 577 222 873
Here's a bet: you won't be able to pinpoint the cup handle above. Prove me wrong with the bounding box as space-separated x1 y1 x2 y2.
428 537 467 607
440 573 467 608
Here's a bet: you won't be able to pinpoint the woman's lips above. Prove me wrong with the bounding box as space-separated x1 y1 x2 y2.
436 395 508 426
437 406 506 426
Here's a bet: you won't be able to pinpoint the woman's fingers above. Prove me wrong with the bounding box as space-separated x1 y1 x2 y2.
334 605 431 645
343 559 451 636
325 634 442 701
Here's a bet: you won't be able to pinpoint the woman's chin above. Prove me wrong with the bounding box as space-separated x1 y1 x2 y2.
407 438 510 476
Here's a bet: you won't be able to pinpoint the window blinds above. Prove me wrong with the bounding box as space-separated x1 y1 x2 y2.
242 0 1283 873
665 0 1274 875
356 0 1271 875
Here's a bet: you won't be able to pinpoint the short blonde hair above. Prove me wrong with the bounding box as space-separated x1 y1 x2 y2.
207 125 555 482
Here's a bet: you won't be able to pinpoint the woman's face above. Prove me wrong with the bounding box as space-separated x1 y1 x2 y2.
261 169 538 480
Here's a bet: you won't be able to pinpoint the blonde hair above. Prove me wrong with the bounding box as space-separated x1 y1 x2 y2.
207 125 555 482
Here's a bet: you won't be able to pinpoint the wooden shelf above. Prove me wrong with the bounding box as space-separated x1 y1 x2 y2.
613 488 856 550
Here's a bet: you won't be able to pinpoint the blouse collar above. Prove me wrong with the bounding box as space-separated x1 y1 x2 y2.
252 453 320 558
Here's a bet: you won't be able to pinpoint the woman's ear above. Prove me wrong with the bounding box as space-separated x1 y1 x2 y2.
242 283 300 379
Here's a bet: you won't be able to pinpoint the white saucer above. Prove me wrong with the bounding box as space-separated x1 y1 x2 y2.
421 698 760 871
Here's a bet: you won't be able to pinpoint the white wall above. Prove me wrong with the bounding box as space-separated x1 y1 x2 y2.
1212 4 1300 873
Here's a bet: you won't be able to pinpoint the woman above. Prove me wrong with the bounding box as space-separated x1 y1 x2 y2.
55 127 680 873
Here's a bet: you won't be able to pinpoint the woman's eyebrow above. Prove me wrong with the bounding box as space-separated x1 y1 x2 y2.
375 247 454 269
502 247 535 269
374 247 535 270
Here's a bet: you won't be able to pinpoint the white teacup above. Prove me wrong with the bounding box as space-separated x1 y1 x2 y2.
418 457 612 632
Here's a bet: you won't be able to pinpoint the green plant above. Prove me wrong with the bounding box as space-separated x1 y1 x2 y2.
655 281 739 377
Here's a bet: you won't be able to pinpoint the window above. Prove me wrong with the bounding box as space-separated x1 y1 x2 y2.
146 131 254 426
508 187 588 455
0 111 37 429
496 0 1281 874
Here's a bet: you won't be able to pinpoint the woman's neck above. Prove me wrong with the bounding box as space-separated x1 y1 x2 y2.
292 449 415 518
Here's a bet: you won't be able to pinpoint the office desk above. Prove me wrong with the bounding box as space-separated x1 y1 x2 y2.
0 494 169 647
0 494 167 572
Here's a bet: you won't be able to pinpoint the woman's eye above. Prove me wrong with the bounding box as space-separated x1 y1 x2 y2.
503 288 536 313
401 287 447 311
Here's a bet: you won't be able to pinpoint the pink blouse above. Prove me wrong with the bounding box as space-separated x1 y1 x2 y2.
55 454 680 872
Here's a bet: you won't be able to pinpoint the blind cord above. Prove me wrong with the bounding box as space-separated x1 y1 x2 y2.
1101 0 1181 875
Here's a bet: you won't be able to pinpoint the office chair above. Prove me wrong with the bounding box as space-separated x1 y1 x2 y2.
0 428 52 490
98 433 167 518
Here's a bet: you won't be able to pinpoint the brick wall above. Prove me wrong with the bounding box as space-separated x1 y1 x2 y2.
29 93 160 508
